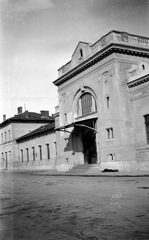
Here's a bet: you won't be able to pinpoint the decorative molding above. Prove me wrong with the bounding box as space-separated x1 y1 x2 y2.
127 76 149 88
54 44 149 87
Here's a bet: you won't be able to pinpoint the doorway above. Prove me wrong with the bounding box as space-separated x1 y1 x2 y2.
81 119 97 164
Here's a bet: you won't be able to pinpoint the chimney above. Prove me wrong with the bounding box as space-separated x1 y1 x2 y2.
18 107 22 115
3 114 6 122
40 110 49 118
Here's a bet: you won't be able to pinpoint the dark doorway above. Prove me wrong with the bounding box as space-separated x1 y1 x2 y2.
81 119 97 164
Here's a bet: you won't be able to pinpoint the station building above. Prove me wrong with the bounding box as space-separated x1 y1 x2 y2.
1 30 149 172
53 30 149 171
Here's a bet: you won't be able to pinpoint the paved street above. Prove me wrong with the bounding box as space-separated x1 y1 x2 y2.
0 172 149 240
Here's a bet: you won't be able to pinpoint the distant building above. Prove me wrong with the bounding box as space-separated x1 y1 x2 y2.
53 30 149 171
0 107 54 170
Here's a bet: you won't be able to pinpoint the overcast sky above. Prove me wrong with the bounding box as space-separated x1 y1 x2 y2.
0 0 149 122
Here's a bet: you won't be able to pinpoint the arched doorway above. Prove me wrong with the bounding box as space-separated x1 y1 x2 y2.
75 91 98 164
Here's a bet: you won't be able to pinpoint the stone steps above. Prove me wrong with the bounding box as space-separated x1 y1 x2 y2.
65 164 101 174
32 164 102 175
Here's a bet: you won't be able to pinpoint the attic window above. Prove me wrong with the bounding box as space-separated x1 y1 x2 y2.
142 64 145 70
79 49 83 58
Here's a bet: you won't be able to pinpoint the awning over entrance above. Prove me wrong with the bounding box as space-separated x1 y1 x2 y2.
55 119 97 133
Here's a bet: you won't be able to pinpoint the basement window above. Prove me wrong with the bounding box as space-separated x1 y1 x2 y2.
107 154 115 161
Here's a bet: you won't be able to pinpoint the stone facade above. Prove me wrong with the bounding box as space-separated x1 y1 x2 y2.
54 30 149 171
127 60 149 170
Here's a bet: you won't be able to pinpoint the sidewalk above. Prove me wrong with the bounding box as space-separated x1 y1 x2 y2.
28 169 149 177
2 167 149 177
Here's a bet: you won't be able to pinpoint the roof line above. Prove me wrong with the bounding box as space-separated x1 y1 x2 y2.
16 123 55 142
53 43 149 86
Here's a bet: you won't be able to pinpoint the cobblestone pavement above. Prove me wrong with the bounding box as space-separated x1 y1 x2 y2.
0 172 149 240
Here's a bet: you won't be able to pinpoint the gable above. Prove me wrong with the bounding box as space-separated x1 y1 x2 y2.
71 41 92 67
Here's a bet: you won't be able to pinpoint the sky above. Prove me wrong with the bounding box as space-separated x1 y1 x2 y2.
0 0 149 122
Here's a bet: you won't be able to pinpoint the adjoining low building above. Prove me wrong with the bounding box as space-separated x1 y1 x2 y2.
53 30 149 171
0 107 54 170
16 122 56 170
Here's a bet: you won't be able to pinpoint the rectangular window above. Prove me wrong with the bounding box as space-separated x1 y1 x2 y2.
64 113 67 124
21 149 23 162
54 142 57 156
80 49 83 58
26 148 29 161
9 151 11 159
39 145 42 160
5 152 8 169
32 147 35 161
46 144 50 159
106 96 110 108
144 115 149 144
5 132 7 142
8 130 10 141
106 128 114 140
1 134 3 144
65 138 69 148
1 152 4 160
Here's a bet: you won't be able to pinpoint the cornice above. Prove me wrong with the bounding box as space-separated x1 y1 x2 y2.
127 75 149 88
53 43 149 87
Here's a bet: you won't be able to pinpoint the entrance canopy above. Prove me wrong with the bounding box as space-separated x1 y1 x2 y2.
55 118 97 133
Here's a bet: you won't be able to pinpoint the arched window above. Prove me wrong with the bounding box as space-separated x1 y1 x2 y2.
77 93 97 117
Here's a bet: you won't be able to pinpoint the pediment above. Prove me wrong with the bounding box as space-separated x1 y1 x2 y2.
71 41 91 67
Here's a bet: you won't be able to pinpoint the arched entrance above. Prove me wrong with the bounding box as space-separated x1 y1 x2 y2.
72 88 98 164
74 90 98 164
